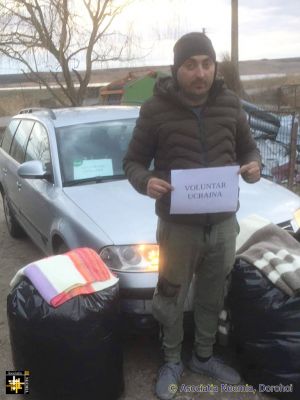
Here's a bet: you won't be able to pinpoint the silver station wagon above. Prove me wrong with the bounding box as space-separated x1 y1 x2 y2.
1 106 300 325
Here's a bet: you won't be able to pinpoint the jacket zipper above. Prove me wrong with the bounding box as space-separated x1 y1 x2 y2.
190 108 208 166
190 108 211 229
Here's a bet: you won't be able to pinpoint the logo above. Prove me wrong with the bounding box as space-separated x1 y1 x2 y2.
6 371 29 395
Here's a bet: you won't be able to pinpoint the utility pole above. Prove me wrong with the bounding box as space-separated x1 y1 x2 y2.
231 0 239 72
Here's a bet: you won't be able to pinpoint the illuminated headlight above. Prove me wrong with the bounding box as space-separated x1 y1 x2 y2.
100 244 159 272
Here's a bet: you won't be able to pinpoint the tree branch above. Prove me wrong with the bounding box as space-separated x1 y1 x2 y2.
0 0 137 106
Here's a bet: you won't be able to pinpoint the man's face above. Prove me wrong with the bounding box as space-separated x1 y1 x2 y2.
176 55 216 102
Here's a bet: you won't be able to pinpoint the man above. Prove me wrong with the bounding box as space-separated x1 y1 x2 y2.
123 32 261 400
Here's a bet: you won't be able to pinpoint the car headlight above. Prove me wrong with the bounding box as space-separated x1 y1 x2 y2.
100 244 159 272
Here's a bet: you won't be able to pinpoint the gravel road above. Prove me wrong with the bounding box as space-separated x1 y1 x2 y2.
0 201 276 400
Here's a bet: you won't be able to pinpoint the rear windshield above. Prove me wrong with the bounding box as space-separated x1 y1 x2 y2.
56 119 136 186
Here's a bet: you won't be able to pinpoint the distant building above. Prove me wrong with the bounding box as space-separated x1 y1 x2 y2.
100 70 167 105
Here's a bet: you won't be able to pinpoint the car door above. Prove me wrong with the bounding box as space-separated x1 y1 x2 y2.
0 119 21 193
4 119 34 224
18 121 56 252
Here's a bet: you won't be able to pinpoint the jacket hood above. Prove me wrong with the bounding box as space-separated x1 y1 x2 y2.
153 76 177 101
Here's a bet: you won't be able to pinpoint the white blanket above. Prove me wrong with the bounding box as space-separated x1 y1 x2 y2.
236 215 300 297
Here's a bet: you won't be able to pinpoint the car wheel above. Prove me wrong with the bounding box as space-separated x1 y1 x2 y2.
2 193 25 238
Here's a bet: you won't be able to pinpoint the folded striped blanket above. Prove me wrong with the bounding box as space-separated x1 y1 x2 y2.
236 215 300 297
10 248 119 307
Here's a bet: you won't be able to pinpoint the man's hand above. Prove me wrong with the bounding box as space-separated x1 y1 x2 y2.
239 161 261 183
147 178 173 199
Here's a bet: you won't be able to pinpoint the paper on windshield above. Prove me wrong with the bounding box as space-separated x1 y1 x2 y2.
170 166 239 214
73 159 113 180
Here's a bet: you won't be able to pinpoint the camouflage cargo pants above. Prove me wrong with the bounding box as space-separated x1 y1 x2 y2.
152 215 239 363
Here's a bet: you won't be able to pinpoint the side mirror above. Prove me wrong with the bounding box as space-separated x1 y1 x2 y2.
18 160 52 180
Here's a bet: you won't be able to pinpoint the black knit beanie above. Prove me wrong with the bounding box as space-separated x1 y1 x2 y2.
172 32 216 77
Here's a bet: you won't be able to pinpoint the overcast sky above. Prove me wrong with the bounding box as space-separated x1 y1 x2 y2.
0 0 299 74
121 0 300 67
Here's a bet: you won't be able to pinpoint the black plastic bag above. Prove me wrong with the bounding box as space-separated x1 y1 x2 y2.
228 259 300 400
7 277 124 400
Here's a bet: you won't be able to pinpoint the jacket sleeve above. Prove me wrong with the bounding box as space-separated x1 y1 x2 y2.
236 104 262 167
123 103 157 195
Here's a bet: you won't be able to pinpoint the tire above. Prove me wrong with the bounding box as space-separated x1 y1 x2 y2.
2 192 25 238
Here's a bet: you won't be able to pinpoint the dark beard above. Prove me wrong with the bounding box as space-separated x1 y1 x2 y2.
179 88 209 106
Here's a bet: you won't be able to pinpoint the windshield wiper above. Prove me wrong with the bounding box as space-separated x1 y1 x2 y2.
63 174 127 187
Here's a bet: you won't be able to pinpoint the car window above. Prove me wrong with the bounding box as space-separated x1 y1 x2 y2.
25 122 51 168
56 119 136 185
1 119 20 154
10 120 35 163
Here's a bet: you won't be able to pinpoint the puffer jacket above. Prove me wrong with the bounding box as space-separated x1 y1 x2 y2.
123 76 261 225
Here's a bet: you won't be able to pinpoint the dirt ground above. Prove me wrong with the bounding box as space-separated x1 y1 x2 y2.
0 201 279 400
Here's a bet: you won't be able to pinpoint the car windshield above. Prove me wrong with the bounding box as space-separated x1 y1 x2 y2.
56 118 136 186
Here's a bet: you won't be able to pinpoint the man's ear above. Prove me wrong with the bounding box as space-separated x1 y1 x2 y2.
170 65 178 88
214 61 218 80
170 65 176 79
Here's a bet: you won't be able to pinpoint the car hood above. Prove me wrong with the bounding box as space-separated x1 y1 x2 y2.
238 177 300 224
63 180 157 245
63 177 300 245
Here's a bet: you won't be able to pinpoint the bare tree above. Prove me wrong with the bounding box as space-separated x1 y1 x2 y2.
0 0 134 106
219 54 246 98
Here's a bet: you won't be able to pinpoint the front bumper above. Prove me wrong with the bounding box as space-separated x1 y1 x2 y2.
115 271 196 315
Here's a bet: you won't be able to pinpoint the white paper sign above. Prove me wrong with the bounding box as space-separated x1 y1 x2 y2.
73 159 113 179
170 166 239 214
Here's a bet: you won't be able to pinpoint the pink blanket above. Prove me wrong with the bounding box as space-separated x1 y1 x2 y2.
10 248 119 307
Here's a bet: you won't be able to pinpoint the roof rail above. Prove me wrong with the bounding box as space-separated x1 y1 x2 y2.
19 107 56 120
